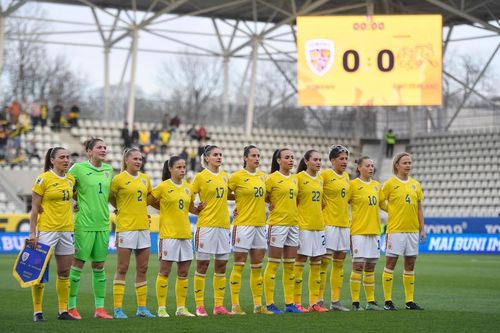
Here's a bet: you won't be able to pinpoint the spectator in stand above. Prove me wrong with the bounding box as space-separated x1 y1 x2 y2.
138 129 150 153
52 101 63 132
121 122 131 148
187 124 197 140
179 147 188 161
40 102 48 128
0 106 8 126
162 113 171 130
196 125 209 142
26 138 41 162
150 125 160 147
188 148 197 173
68 105 80 128
169 115 180 131
159 128 171 154
131 124 139 146
31 100 42 128
9 100 21 125
0 125 8 163
385 129 396 158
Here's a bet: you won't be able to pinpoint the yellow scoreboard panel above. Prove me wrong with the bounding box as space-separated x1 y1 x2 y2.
297 15 442 106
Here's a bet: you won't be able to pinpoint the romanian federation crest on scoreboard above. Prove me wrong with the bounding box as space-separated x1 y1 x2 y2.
305 39 334 77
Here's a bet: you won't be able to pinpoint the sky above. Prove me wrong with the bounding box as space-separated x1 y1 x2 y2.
4 1 500 97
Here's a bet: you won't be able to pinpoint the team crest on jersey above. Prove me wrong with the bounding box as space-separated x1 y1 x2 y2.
22 252 30 262
411 184 417 191
185 188 190 195
223 176 228 183
374 186 379 191
36 177 43 185
104 171 110 178
345 178 349 184
293 180 297 185
260 176 265 182
68 180 73 187
320 181 324 186
142 179 147 186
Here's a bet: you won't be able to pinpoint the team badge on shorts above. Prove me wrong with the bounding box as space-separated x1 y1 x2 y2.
354 249 358 254
199 243 204 248
236 238 240 244
119 237 123 244
163 250 168 256
388 243 392 250
271 237 276 242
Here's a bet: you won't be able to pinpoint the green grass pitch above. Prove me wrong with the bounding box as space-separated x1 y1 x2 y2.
1 254 499 332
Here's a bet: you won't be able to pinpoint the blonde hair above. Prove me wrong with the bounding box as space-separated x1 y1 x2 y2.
392 152 411 175
122 147 141 172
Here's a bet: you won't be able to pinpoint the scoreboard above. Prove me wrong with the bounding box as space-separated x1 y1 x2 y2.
297 15 442 106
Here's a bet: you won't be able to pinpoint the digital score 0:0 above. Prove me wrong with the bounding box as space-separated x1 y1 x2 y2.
297 15 442 106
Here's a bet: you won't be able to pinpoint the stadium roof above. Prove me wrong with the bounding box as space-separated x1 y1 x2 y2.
36 0 500 32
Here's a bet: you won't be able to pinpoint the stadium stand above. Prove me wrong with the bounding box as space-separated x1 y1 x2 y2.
410 128 500 217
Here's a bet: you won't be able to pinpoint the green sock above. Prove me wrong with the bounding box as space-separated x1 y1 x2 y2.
69 266 82 309
92 268 106 308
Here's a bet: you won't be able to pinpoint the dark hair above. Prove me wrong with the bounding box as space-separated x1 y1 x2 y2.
202 145 219 166
270 148 290 173
44 147 66 172
329 145 349 160
83 137 104 151
392 152 411 175
162 156 184 181
355 156 372 177
243 145 258 168
297 149 318 173
121 147 141 171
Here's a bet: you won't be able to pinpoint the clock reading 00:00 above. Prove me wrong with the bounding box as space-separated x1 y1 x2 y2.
342 49 394 73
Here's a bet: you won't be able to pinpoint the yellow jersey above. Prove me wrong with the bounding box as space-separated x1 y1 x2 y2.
382 176 424 233
151 179 193 239
297 171 324 231
321 169 350 228
191 169 230 229
349 178 384 235
228 169 266 227
110 171 152 232
266 171 299 226
32 171 75 232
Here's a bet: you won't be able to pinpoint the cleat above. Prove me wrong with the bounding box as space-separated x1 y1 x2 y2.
254 305 273 315
136 307 155 318
195 306 208 317
94 307 113 319
231 304 246 315
114 308 128 319
213 306 232 316
330 302 350 312
295 304 310 313
57 311 76 320
352 302 364 311
366 301 383 311
157 307 170 318
175 307 195 317
284 304 303 313
33 313 47 322
266 304 284 315
68 308 82 320
309 304 329 313
405 302 424 310
384 301 397 311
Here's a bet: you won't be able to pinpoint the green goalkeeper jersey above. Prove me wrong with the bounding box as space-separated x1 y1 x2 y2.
69 161 113 231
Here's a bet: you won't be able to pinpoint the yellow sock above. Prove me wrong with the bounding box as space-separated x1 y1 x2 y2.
382 268 394 302
403 270 415 303
156 274 168 308
250 263 263 307
230 262 245 305
213 273 226 307
330 259 344 302
135 281 148 307
363 272 375 302
31 283 45 314
282 259 295 305
350 270 362 303
194 272 206 307
309 261 321 306
176 276 188 308
319 256 331 302
264 258 280 306
293 262 305 305
56 276 70 313
113 280 126 309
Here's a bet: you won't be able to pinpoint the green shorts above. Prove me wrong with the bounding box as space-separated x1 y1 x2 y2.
74 230 110 262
